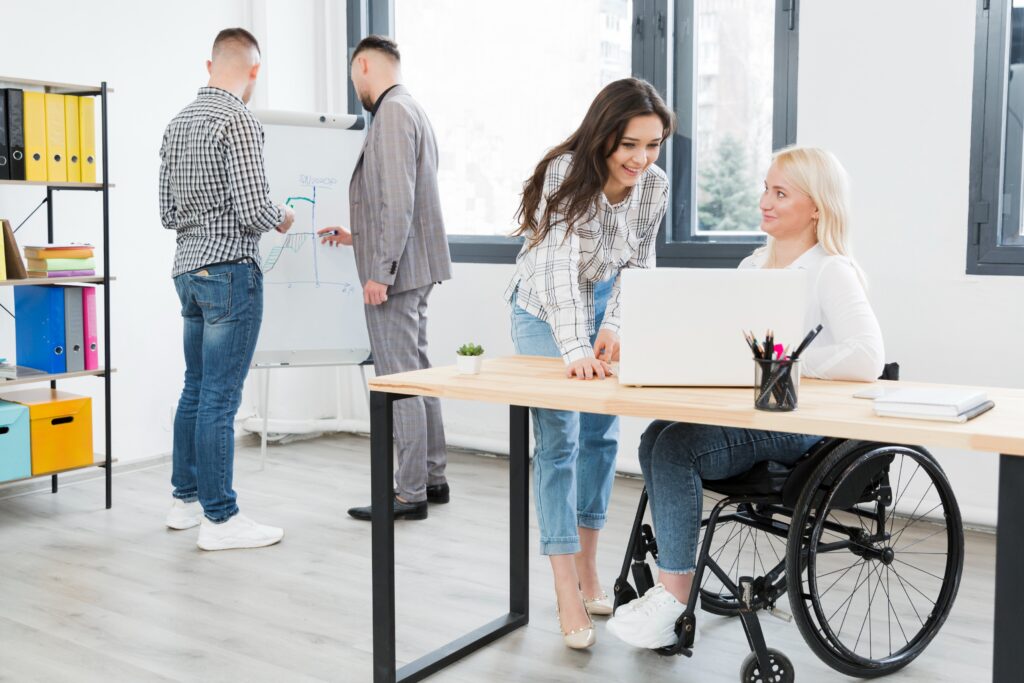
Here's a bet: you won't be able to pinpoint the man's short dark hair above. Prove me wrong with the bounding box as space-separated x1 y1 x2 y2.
352 35 401 64
213 28 261 57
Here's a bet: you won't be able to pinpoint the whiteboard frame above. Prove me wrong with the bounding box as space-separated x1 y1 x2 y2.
251 109 371 368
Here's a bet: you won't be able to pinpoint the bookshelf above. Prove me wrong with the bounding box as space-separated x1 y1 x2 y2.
0 76 112 507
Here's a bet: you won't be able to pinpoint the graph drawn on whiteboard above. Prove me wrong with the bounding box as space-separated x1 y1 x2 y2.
253 113 370 366
261 186 355 292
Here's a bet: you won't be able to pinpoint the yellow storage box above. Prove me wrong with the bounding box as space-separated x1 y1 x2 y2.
0 389 93 475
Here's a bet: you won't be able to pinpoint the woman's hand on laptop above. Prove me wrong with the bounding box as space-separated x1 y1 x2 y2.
567 357 615 380
594 329 620 362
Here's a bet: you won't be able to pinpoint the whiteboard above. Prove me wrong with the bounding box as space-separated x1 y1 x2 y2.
251 110 371 367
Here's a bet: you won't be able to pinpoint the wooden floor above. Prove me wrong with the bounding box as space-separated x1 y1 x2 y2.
0 434 995 682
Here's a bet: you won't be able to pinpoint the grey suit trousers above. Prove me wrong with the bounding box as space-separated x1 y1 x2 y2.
364 284 447 502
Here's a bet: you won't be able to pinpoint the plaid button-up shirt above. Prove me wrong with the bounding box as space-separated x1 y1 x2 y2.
506 153 669 363
159 87 283 276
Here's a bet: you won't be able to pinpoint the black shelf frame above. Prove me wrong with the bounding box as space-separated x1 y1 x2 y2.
2 80 113 508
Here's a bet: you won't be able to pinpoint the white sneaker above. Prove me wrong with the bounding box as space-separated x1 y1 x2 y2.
166 499 203 530
196 513 284 551
607 583 699 649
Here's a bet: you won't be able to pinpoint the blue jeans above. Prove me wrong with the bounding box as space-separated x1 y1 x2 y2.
172 261 263 523
638 420 820 573
509 279 619 555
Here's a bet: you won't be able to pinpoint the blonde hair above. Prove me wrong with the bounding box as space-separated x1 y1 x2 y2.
754 146 865 284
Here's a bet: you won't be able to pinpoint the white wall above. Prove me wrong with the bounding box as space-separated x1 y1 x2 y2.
797 0 1024 525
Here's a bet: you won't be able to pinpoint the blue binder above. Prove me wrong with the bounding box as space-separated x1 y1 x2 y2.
14 285 66 373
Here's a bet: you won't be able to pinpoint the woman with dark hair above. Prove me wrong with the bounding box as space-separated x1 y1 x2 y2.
505 77 675 649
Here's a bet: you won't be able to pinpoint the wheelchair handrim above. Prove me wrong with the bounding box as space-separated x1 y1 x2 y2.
801 447 964 671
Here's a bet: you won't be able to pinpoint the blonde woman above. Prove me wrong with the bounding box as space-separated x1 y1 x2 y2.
607 146 884 649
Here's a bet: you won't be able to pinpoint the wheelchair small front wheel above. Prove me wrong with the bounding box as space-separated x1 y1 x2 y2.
740 648 794 683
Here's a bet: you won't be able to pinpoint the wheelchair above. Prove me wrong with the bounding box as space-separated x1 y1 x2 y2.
613 364 965 682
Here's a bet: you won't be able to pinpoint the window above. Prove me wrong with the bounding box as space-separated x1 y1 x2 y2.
355 0 797 265
969 0 1024 275
643 0 799 266
391 0 634 262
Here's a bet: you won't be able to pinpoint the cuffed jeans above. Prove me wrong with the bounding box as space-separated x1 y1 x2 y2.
171 261 263 523
509 279 618 555
638 420 820 573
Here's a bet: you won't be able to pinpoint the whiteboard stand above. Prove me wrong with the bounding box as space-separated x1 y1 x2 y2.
252 358 373 472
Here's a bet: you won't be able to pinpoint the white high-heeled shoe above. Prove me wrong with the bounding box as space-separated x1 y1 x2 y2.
557 591 596 649
584 590 614 616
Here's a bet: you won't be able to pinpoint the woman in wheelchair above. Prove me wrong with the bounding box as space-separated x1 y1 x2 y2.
607 146 886 650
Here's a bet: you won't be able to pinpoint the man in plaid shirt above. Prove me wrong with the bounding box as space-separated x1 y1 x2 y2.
159 28 294 551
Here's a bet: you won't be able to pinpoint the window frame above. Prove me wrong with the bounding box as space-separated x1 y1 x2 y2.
645 0 799 267
968 0 1024 275
350 0 799 267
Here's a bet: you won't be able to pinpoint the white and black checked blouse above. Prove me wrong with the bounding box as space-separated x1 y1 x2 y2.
159 87 283 276
505 153 669 364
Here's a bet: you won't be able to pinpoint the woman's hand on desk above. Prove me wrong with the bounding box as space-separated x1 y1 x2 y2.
567 357 615 380
594 329 620 362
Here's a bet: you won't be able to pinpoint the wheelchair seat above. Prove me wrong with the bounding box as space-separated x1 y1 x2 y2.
702 362 901 505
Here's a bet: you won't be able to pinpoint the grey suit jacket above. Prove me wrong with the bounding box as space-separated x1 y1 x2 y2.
349 85 452 294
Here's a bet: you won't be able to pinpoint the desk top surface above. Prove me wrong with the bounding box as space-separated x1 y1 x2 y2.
368 355 1024 456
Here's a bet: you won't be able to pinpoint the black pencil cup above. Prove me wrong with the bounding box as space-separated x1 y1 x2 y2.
754 358 801 412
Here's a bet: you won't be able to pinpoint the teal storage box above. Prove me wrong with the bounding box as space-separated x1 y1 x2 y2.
0 400 31 482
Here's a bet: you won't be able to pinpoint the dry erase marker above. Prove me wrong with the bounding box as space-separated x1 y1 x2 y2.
321 230 340 237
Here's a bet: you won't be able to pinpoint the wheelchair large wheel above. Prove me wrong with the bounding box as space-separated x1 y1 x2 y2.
785 441 964 678
698 501 791 617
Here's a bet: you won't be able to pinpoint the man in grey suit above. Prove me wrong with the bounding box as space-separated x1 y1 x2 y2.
319 35 452 521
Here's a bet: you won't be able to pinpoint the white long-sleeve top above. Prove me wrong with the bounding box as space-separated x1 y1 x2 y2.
739 244 885 381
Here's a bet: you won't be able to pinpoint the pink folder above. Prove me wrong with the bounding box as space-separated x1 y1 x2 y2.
82 287 99 370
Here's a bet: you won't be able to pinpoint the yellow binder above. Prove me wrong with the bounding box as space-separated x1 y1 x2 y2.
64 96 81 183
22 92 47 182
79 97 97 183
44 93 67 182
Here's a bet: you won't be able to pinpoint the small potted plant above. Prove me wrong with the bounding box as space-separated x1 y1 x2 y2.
456 342 484 374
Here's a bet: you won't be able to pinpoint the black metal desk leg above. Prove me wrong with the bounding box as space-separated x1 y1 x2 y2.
371 390 397 683
510 406 530 618
993 454 1024 683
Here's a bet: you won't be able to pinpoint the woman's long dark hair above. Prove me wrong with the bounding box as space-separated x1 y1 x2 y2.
514 78 675 248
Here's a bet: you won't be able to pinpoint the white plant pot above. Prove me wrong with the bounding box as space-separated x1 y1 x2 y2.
456 355 483 374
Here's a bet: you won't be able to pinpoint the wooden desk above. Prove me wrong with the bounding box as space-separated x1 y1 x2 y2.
368 355 1024 683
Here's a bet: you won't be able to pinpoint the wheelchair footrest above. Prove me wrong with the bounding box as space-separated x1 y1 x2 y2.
654 643 693 658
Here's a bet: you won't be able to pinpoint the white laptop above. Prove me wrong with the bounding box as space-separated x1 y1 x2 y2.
618 268 808 387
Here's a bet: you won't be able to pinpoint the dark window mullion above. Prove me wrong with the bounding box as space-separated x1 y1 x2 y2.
773 0 799 149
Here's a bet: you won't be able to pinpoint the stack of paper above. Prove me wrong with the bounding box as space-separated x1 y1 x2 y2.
874 388 994 423
23 244 95 278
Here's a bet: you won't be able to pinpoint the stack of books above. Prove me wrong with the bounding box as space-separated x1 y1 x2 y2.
23 244 95 278
874 388 995 423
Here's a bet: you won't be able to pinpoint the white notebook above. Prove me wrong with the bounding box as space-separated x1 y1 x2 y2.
875 401 995 423
874 388 988 417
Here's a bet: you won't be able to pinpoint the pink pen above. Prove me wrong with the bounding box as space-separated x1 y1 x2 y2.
774 343 785 360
